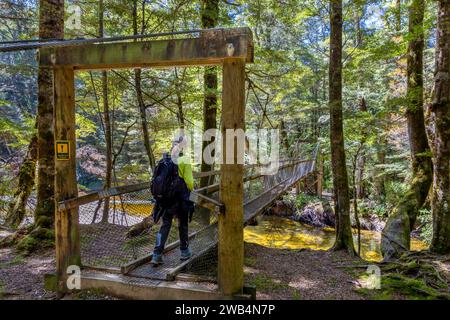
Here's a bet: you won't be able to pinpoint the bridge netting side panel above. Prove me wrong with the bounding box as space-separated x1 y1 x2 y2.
167 158 316 279
78 175 220 271
76 155 316 281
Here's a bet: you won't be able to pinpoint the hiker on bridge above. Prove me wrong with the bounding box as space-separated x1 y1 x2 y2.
150 135 195 266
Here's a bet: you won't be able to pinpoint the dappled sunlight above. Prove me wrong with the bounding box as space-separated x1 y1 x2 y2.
244 216 428 262
288 278 318 290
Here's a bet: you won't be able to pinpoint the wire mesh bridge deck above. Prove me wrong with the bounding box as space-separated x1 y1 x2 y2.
60 153 319 284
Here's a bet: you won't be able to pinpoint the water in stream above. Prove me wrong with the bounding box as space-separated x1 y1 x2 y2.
244 215 428 262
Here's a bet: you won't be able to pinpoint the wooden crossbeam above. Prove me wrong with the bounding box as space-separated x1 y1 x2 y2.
58 182 151 212
39 28 253 70
189 191 225 215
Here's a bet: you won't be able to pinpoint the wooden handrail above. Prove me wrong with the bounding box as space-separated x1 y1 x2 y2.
58 158 313 212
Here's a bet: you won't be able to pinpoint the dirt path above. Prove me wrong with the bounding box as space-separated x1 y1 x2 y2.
244 243 366 300
0 236 56 300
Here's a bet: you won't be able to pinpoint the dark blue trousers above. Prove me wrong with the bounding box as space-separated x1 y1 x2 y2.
153 203 189 255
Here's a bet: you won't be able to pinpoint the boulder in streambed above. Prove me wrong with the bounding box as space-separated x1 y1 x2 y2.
292 201 335 228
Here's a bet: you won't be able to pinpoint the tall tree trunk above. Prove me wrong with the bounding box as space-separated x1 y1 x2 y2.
429 1 450 254
199 0 219 226
396 0 402 32
356 97 367 199
133 0 156 171
34 0 64 230
4 136 37 228
99 0 112 223
381 0 432 260
174 68 185 129
279 119 290 155
329 0 355 254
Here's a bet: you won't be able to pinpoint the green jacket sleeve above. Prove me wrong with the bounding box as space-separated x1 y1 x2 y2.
178 155 194 191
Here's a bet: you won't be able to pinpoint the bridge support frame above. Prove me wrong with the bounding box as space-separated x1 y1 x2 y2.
47 28 253 297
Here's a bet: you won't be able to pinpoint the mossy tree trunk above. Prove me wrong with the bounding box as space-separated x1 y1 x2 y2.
5 136 37 228
381 0 433 260
199 0 219 226
429 1 450 254
34 0 64 230
329 0 355 255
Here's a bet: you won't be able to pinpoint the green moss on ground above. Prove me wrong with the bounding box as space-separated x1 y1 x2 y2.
355 252 450 300
16 227 54 254
357 273 450 300
0 255 25 268
244 256 256 267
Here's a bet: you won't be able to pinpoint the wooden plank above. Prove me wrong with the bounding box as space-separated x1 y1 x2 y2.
54 66 80 293
218 58 245 296
189 191 224 214
58 182 151 211
175 273 217 283
40 28 253 70
166 244 217 281
121 224 212 274
58 191 99 212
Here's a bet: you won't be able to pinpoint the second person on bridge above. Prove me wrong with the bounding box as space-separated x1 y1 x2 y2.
150 134 195 266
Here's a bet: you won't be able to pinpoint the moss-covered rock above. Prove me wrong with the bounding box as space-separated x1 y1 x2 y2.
15 227 54 254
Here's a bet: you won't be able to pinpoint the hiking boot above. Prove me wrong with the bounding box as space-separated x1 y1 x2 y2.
151 253 163 266
180 248 192 261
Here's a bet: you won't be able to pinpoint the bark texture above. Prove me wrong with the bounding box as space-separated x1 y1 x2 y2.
356 97 367 199
381 0 433 260
34 0 64 229
429 1 450 254
199 0 219 225
329 0 355 254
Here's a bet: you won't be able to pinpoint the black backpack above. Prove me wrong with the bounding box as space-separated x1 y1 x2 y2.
150 155 180 206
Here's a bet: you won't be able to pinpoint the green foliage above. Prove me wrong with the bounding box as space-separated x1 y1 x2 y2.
284 193 320 211
0 0 440 247
358 200 388 218
0 254 24 269
244 256 257 267
385 180 409 208
417 208 433 245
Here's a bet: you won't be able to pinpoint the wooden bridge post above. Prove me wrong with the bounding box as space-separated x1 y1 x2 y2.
219 58 245 296
53 66 80 293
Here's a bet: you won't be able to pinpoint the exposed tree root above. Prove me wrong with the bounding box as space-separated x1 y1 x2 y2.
359 251 450 300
